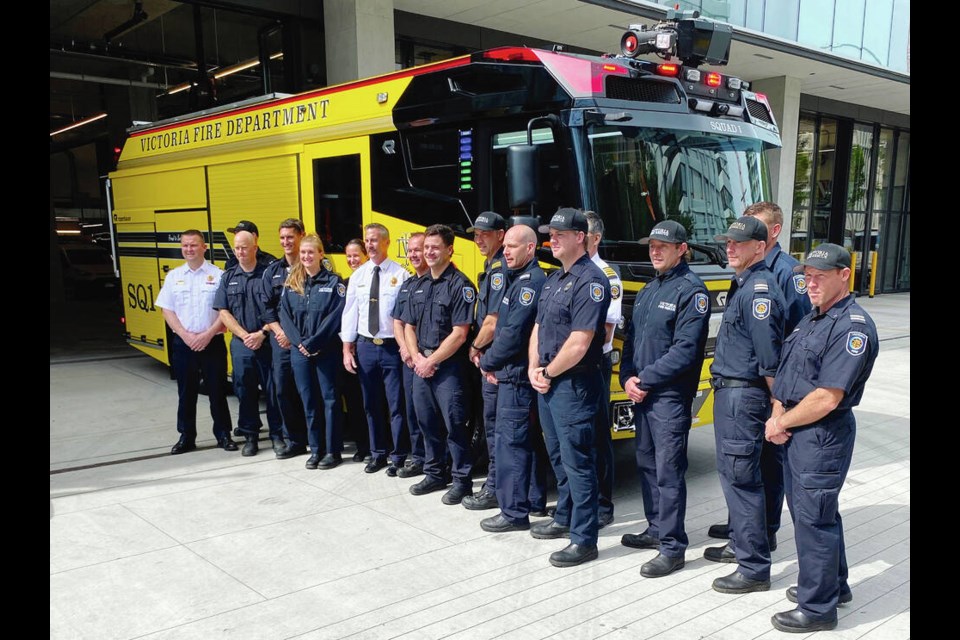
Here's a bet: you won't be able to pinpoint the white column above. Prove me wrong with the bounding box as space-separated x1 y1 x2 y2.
324 0 395 86
751 75 801 250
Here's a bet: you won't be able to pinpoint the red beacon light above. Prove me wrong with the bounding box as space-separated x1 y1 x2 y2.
705 72 722 87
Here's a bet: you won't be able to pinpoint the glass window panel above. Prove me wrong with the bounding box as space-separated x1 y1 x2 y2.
703 0 743 23
891 131 909 212
764 0 799 40
791 114 816 255
798 0 835 50
888 0 910 73
812 118 837 249
872 128 895 213
880 211 900 292
844 124 873 271
745 0 764 31
897 211 909 289
862 0 893 66
831 0 866 61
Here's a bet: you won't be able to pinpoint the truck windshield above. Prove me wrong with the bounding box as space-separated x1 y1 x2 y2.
586 124 774 261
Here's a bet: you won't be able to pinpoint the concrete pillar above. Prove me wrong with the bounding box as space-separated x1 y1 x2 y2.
751 75 801 250
324 0 395 86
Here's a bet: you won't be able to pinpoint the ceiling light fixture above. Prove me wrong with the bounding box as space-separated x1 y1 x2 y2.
50 112 108 137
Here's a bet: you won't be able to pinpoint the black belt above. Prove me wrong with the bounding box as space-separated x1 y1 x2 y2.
357 335 396 346
539 362 600 377
710 377 766 390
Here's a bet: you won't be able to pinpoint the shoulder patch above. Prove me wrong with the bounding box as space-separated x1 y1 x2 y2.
590 282 605 302
849 313 866 324
519 287 536 306
610 283 621 300
753 281 769 292
846 331 868 356
518 273 531 281
490 260 502 270
336 283 346 298
792 273 807 295
491 272 504 291
694 292 709 315
602 266 617 279
463 287 475 303
752 297 771 320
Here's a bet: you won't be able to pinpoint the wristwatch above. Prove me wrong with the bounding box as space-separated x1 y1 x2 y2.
261 329 269 337
541 366 553 381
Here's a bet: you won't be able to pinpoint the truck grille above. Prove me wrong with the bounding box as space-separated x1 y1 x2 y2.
746 98 773 124
606 76 681 104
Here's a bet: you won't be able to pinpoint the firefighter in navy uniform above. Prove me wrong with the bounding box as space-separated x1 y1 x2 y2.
465 211 508 511
708 215 786 595
707 201 812 551
528 208 610 568
400 224 477 506
476 223 547 532
260 219 309 459
213 227 284 457
279 233 347 470
764 243 878 633
618 220 710 578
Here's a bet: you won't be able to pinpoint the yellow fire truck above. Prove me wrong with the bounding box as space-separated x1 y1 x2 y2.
108 10 781 436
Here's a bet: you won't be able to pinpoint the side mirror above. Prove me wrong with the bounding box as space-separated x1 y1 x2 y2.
507 144 540 209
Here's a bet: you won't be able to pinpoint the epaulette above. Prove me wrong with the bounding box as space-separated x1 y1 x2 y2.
753 281 769 292
490 260 503 270
518 273 531 281
849 312 867 324
602 266 618 280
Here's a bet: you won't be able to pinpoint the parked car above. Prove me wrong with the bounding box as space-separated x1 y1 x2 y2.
59 242 119 297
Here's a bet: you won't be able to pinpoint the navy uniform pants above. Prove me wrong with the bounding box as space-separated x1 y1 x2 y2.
634 392 691 558
341 358 369 455
357 339 408 464
494 379 545 524
230 337 282 440
401 362 425 465
290 350 343 455
713 385 771 581
539 370 601 547
271 339 307 448
413 358 473 489
480 378 499 492
596 351 615 520
785 411 855 622
761 439 786 536
171 333 232 440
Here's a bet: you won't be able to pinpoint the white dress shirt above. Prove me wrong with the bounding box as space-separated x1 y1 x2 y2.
155 260 224 333
591 252 623 354
340 257 409 342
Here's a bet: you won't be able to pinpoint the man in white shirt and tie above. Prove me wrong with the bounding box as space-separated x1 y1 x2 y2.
341 222 411 476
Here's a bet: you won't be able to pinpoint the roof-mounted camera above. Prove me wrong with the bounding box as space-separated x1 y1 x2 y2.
619 9 733 68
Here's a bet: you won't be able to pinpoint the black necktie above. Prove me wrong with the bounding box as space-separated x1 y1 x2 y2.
369 265 380 336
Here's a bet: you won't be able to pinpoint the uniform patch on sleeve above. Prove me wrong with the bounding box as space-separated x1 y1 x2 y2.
752 297 770 319
695 292 709 314
463 287 476 303
491 273 504 291
792 274 807 295
519 287 535 306
336 283 346 297
610 283 621 300
846 331 867 356
590 283 605 302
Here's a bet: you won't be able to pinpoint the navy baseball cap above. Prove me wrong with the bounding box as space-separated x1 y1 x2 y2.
639 219 687 245
794 243 852 272
227 220 259 235
715 215 767 243
539 207 588 234
467 211 506 233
